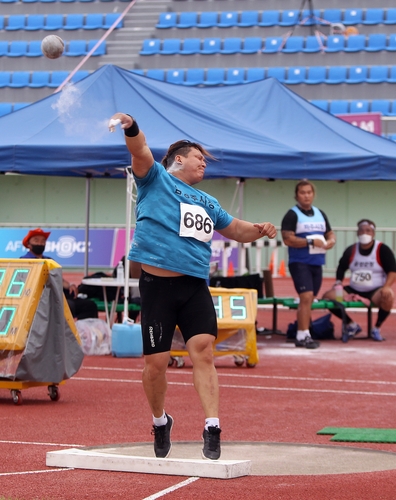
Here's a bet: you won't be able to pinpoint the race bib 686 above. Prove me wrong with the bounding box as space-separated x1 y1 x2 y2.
179 203 214 243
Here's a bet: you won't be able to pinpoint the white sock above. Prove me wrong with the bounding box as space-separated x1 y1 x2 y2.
205 418 220 430
348 321 358 328
153 412 167 427
296 329 310 341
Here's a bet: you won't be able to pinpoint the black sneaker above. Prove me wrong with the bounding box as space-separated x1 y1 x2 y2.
151 414 173 458
202 426 221 460
294 336 320 349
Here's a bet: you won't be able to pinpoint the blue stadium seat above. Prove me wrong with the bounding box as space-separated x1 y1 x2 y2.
344 34 366 52
371 99 390 115
388 133 396 141
237 11 259 27
350 100 369 113
40 0 56 3
160 39 182 55
0 72 11 87
13 102 30 111
9 71 30 88
241 37 262 54
386 34 396 51
0 103 12 116
200 38 221 54
156 12 177 29
64 14 84 30
44 14 64 30
180 38 201 54
224 68 244 85
166 69 185 84
343 9 363 25
1 0 18 3
300 9 321 26
184 68 205 86
262 37 282 53
266 67 285 83
130 69 144 76
346 66 368 84
366 66 388 83
303 35 324 53
220 37 242 54
0 41 8 56
325 66 347 84
87 39 105 56
6 15 26 30
26 40 43 57
363 8 384 25
310 100 329 112
48 71 70 88
197 12 218 28
25 14 45 30
218 11 238 28
29 71 50 87
285 67 306 84
279 10 299 26
384 8 396 25
325 35 345 52
386 67 396 83
282 36 304 53
65 40 86 56
321 9 342 24
8 41 28 57
146 69 165 81
140 39 161 55
365 34 387 52
104 13 123 29
0 16 3 29
205 68 225 85
71 70 90 82
258 11 279 27
387 101 396 115
329 100 349 114
305 66 326 84
177 12 198 28
244 67 265 83
84 14 104 30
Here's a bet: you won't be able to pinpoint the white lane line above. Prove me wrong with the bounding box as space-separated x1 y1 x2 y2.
80 366 396 386
0 468 73 477
142 477 199 500
73 376 396 397
0 440 83 447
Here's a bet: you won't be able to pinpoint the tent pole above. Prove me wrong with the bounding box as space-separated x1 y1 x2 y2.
237 178 246 275
84 175 91 276
123 164 133 322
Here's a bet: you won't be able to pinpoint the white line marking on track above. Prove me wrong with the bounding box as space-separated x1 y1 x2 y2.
0 468 73 477
141 477 199 500
0 440 83 447
73 376 396 397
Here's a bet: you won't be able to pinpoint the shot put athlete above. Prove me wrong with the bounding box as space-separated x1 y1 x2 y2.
108 113 277 460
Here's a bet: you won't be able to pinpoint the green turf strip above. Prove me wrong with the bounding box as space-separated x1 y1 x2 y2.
318 427 396 443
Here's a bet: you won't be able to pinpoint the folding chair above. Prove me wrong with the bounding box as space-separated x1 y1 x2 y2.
218 11 238 28
205 68 225 85
166 69 185 84
44 14 64 30
84 14 104 30
177 12 198 28
305 66 326 84
244 67 265 83
343 9 363 25
200 38 221 54
160 39 182 55
220 37 242 54
329 100 349 114
6 15 26 30
258 11 279 27
282 36 304 53
180 38 201 55
241 37 262 54
346 66 368 84
25 14 45 30
184 68 205 86
238 11 259 27
9 71 30 87
26 41 43 57
140 39 160 55
8 41 28 57
262 37 283 53
366 66 388 83
224 68 244 85
365 34 387 52
156 12 177 29
363 8 384 25
29 71 50 87
350 100 369 113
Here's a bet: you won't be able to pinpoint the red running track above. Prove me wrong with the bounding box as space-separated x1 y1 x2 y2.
1 276 396 499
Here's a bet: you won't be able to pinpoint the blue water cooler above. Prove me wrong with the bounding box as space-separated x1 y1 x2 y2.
111 322 143 357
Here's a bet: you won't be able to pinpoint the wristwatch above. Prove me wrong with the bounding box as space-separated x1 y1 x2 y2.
307 238 314 247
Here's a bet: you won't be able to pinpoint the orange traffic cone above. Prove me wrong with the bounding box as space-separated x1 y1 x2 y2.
227 261 235 277
268 252 274 275
278 260 286 277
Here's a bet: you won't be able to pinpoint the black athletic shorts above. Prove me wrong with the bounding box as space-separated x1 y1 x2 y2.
344 285 380 300
139 270 218 355
289 261 323 296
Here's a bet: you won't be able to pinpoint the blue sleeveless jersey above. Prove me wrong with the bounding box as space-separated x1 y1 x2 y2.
129 161 233 279
288 205 326 266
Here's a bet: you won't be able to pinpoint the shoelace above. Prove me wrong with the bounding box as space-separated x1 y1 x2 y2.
151 425 166 445
207 428 221 451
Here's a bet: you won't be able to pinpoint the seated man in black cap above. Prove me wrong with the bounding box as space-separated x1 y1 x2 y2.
21 228 98 320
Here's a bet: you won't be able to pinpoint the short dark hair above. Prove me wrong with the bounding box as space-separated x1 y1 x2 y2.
161 140 215 169
294 179 316 197
357 219 376 229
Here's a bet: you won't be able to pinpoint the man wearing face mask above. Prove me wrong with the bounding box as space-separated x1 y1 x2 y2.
323 219 396 342
21 228 98 320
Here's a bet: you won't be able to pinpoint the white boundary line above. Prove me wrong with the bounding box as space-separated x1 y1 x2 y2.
0 468 73 477
142 477 199 500
0 440 83 447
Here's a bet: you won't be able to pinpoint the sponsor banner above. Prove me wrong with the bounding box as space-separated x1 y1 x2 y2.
0 228 114 267
337 112 382 136
111 228 134 267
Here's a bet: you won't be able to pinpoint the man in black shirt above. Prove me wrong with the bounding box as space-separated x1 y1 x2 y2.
323 219 396 342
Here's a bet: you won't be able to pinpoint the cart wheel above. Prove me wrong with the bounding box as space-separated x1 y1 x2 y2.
11 390 22 405
246 361 256 368
175 357 185 368
234 356 245 367
48 385 60 402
